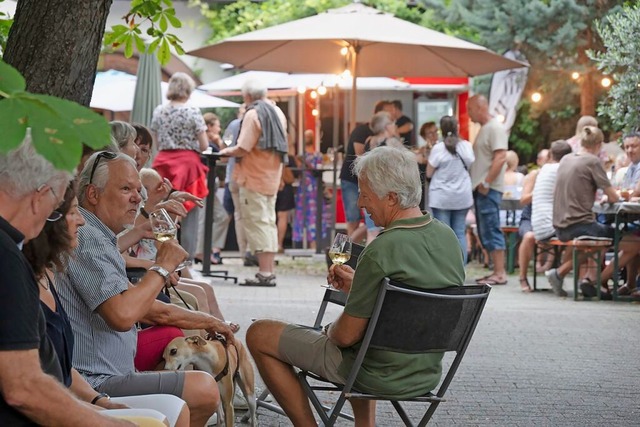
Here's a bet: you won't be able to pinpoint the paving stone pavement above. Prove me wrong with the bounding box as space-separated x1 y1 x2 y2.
192 256 640 426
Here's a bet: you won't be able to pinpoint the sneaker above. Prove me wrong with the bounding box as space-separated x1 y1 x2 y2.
545 268 567 297
580 279 597 298
240 272 276 287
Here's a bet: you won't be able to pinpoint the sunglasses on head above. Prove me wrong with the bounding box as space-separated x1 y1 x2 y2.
89 151 118 185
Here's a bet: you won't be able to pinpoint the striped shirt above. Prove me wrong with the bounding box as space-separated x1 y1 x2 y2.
531 163 559 241
56 207 137 388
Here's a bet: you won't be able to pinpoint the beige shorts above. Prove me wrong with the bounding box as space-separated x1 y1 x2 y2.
239 187 278 253
277 324 346 385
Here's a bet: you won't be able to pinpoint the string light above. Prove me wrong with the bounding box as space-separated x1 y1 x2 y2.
317 85 327 96
601 77 612 88
571 72 580 80
341 69 352 79
297 85 306 94
497 114 506 123
311 109 319 116
310 91 318 99
531 92 542 103
340 46 349 56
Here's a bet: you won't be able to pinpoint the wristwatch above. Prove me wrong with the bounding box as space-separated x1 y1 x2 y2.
149 265 170 282
481 180 491 189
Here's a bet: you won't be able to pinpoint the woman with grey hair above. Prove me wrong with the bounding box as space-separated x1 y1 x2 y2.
150 72 209 260
109 121 140 165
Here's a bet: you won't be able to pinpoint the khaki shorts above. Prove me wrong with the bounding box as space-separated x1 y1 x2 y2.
239 187 278 253
277 324 346 385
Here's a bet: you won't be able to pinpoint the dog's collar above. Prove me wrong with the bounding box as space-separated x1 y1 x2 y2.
207 333 232 382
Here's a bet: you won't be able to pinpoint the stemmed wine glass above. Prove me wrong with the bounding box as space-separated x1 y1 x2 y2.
323 234 352 288
149 208 191 271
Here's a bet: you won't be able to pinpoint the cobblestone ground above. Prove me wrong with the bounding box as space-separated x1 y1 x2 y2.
193 255 640 426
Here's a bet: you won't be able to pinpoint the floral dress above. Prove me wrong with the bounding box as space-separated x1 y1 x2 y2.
293 152 332 243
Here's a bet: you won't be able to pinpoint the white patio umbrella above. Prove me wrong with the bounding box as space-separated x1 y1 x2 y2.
188 2 526 127
91 70 240 113
200 70 411 92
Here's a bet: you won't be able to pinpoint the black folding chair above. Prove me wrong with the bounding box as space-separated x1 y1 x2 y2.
244 243 363 421
298 279 491 426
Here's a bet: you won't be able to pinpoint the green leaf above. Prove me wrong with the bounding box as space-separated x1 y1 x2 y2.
22 98 81 171
166 10 182 28
158 38 171 65
173 43 185 55
134 34 147 53
159 15 168 32
161 0 172 7
148 37 161 54
0 60 26 95
30 94 111 151
124 35 134 58
0 98 28 152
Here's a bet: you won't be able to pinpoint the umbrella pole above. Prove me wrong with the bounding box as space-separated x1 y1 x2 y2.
349 45 360 132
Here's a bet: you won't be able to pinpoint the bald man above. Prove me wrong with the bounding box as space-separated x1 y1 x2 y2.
467 95 508 285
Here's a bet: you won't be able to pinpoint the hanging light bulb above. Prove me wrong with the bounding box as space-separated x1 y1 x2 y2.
317 85 327 96
601 77 612 88
340 46 349 56
497 114 506 123
297 85 307 94
531 92 542 103
341 69 352 79
571 71 580 80
312 109 319 117
310 91 318 99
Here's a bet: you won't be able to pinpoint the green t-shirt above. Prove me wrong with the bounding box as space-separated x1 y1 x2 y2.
338 213 465 399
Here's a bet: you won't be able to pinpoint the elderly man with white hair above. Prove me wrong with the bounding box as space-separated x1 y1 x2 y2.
219 79 288 287
0 138 131 426
246 146 465 426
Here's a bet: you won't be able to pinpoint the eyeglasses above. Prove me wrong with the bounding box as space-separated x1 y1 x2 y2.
89 151 118 185
37 184 63 222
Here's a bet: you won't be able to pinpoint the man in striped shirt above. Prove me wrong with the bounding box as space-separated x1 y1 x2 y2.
56 151 235 427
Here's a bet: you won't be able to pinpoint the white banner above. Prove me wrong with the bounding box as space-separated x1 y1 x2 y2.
488 50 529 134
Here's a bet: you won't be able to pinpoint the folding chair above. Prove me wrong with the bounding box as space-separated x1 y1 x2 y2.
298 279 491 426
244 244 362 422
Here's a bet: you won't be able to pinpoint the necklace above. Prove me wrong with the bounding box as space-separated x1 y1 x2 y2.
38 272 51 291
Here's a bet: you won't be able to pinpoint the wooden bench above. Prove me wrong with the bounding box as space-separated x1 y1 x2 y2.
501 226 519 274
541 238 612 300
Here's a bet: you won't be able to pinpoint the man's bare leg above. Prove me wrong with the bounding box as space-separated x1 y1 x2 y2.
246 320 316 426
490 249 507 281
351 399 376 427
257 251 276 275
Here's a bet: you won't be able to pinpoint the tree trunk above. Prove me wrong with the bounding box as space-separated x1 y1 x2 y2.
3 0 113 106
577 27 596 116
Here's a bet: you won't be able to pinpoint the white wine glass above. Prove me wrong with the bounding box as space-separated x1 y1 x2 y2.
323 234 352 288
149 208 191 271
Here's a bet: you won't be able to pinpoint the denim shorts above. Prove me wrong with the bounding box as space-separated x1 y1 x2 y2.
474 189 506 252
341 180 362 223
556 222 615 242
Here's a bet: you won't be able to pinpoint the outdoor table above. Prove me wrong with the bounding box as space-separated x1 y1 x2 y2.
200 152 237 283
592 201 640 300
500 198 520 226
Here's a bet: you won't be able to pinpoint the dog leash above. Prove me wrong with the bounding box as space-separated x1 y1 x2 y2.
164 284 193 311
205 333 240 382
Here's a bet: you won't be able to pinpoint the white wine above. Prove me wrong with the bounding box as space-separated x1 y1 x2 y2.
154 230 176 242
329 251 350 265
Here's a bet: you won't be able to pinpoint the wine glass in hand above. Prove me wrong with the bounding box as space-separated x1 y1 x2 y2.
149 208 191 271
324 234 352 289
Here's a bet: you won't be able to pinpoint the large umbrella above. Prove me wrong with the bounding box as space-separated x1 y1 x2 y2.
188 2 526 126
131 53 162 127
91 70 240 113
200 70 411 93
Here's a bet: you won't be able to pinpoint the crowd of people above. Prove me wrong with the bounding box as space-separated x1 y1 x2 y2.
4 67 640 426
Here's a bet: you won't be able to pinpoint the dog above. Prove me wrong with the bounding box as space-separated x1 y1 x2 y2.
163 335 257 427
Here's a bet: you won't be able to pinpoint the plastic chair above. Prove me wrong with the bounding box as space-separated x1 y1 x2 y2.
298 279 491 426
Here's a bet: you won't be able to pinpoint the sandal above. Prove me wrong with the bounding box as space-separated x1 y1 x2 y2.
479 276 508 285
617 284 636 296
519 278 532 293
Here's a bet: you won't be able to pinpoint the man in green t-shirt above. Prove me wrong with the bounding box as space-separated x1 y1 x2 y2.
246 146 465 426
